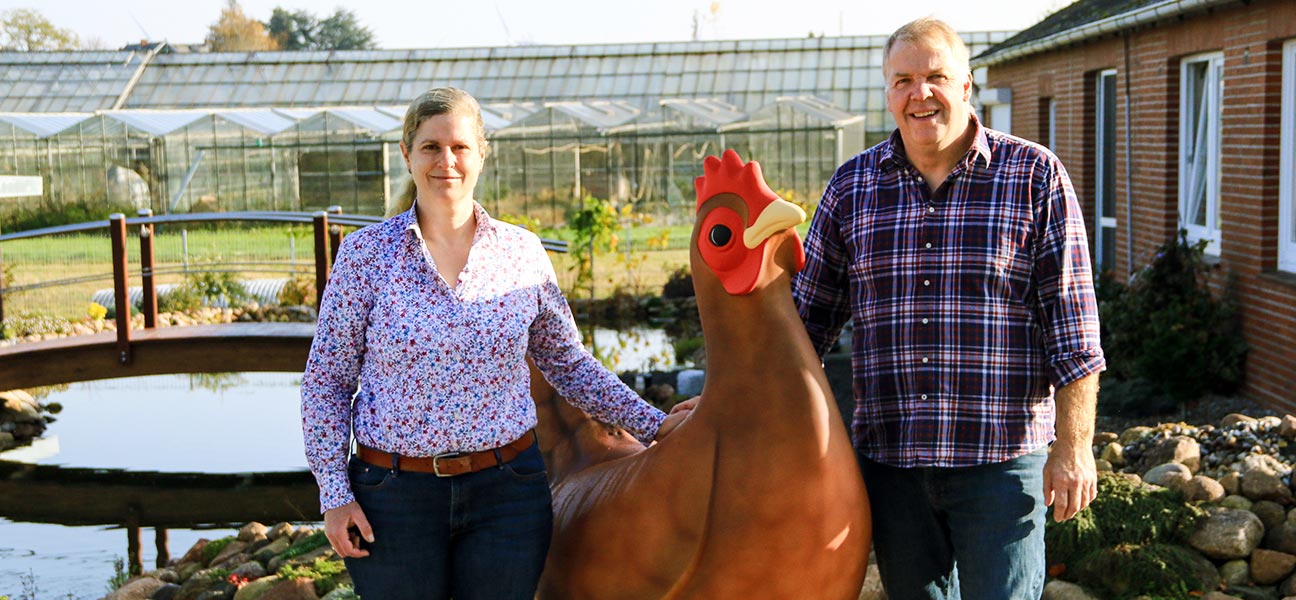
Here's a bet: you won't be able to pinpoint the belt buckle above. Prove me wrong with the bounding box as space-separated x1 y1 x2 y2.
432 452 464 477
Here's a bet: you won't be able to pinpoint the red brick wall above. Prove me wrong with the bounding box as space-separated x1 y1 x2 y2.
983 0 1296 411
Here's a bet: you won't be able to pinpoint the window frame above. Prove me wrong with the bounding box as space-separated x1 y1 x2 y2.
1280 40 1296 272
1179 51 1225 256
1095 69 1118 273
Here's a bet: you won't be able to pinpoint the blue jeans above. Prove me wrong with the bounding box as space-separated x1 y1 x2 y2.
859 447 1047 600
343 444 553 600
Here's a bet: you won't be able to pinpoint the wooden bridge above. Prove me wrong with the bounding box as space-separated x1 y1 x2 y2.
0 210 567 389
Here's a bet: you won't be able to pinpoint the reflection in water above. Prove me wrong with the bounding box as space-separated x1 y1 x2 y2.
0 373 310 597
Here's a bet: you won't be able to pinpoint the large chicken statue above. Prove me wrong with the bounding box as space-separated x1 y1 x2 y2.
531 149 870 599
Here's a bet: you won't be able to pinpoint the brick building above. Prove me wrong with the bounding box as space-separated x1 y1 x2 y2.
972 0 1296 410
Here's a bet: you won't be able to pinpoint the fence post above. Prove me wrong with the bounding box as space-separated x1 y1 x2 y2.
327 205 344 265
0 222 5 334
110 213 132 364
313 211 330 309
138 209 157 329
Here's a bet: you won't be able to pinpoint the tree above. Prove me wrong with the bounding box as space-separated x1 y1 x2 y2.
0 9 79 51
206 0 278 52
266 7 376 51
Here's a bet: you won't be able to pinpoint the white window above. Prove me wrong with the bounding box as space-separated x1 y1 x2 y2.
1280 40 1296 272
1095 70 1118 272
1179 52 1224 255
1044 97 1057 150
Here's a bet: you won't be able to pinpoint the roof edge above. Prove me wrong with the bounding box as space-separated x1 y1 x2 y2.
972 0 1236 68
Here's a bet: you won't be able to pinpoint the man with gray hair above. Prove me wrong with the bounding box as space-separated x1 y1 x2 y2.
792 17 1105 599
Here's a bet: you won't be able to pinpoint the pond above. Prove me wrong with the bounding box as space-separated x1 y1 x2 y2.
0 327 685 598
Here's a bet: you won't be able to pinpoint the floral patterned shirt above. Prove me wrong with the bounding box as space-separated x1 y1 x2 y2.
301 203 665 511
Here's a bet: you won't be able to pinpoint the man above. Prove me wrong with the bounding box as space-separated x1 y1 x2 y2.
791 17 1105 599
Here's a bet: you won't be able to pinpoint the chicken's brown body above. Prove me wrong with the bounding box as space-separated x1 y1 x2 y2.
533 151 870 599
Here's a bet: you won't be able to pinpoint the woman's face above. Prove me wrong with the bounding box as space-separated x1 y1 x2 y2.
401 112 485 208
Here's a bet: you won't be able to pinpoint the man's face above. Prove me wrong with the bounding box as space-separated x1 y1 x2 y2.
884 37 973 158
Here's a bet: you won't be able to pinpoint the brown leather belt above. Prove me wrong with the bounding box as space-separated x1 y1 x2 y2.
356 429 537 477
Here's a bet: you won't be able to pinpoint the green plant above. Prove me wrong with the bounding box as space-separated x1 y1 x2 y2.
157 281 203 313
566 196 621 299
277 273 317 307
202 536 235 565
188 270 252 308
1099 230 1248 405
106 556 128 591
87 302 107 320
497 212 544 232
278 556 348 596
278 530 329 561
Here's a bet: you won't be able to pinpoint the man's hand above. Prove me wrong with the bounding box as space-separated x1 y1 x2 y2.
324 501 374 558
1045 373 1100 522
1043 441 1097 522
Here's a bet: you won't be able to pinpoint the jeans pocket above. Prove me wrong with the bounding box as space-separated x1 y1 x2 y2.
349 458 394 492
500 446 548 482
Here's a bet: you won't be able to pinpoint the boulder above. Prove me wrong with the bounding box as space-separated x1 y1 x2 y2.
0 389 40 420
1119 426 1153 445
1137 435 1201 475
318 588 357 600
232 576 280 600
256 578 318 600
1221 472 1242 496
1222 414 1259 429
104 576 167 600
1189 508 1265 560
1041 580 1102 600
1146 463 1193 489
252 536 291 563
1280 415 1296 439
1182 476 1227 503
1244 469 1293 504
152 583 181 600
1219 559 1250 586
230 561 267 581
1252 548 1296 585
1255 501 1290 530
269 523 295 541
238 522 269 543
1265 523 1296 555
1099 442 1124 467
209 541 249 569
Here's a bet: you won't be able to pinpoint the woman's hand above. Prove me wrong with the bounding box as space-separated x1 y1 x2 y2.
324 501 374 558
654 396 699 442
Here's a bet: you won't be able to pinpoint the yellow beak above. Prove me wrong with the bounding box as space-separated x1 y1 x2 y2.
743 197 806 249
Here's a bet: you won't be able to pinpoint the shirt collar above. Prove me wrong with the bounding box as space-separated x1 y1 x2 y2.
879 114 993 172
403 200 497 244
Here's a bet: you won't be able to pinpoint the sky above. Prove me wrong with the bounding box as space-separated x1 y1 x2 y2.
3 0 1074 51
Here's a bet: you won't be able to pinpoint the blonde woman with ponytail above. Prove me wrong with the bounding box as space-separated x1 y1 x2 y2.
300 87 689 600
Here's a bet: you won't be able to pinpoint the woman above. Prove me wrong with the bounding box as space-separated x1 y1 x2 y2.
301 87 688 599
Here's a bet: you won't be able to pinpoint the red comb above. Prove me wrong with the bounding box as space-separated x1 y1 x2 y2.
693 149 781 223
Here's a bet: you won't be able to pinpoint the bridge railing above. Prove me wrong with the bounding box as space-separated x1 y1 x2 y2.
0 210 568 357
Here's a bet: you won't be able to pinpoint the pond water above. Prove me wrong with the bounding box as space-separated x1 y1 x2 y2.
0 327 681 597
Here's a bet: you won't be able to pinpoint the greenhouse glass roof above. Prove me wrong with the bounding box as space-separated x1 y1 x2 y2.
0 112 94 138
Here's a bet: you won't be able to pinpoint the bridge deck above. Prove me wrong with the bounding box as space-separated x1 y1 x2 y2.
0 323 316 389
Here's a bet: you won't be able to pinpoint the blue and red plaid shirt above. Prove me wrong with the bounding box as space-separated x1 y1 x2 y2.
793 120 1105 468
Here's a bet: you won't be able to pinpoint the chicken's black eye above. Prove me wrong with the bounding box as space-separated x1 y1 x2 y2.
709 224 732 247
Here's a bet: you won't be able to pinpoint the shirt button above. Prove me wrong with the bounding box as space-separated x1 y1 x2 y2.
921 394 928 400
925 242 933 249
927 206 935 213
916 175 925 183
922 357 929 363
923 279 931 286
922 318 929 324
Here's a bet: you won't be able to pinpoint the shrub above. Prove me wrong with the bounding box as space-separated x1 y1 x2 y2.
278 530 329 561
0 198 139 233
1098 230 1248 405
277 273 317 307
157 281 203 313
278 556 347 596
188 271 252 308
661 265 693 299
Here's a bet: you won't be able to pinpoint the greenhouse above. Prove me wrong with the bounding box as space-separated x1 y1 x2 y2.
0 31 1012 227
